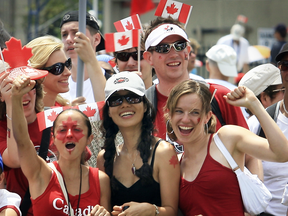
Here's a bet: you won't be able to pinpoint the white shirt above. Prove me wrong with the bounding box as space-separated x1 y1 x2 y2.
248 107 288 216
217 34 250 72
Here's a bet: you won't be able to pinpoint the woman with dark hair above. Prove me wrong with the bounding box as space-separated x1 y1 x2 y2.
97 72 180 216
164 80 288 215
11 75 111 215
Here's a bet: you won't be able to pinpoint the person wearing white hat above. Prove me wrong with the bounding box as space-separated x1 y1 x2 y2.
97 72 180 216
239 63 283 113
217 24 250 73
205 44 238 90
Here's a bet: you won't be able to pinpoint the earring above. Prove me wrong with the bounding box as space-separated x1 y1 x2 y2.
166 119 174 134
205 123 208 134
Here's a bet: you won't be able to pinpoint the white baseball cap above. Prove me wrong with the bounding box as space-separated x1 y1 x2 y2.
239 63 282 96
231 24 245 40
105 72 145 101
206 44 238 77
145 24 189 50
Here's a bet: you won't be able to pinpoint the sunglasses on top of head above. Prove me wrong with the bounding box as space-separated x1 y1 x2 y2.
43 58 72 75
107 93 143 107
148 41 187 54
277 61 288 72
116 51 144 62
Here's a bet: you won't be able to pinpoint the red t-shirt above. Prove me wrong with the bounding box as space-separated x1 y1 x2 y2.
154 87 168 139
0 119 57 216
32 162 101 215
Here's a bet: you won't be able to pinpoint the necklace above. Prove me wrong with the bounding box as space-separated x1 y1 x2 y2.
63 164 82 216
283 100 288 115
131 151 138 175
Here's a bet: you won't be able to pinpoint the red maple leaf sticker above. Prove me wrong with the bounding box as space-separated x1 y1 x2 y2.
166 3 178 15
47 110 58 122
169 155 178 168
83 106 96 117
118 35 130 46
125 21 133 30
1 37 33 69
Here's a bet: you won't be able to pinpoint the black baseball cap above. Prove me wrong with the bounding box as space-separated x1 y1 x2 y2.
60 10 105 52
275 43 288 62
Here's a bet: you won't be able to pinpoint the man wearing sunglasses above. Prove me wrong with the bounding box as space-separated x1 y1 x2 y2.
60 11 107 104
143 17 260 178
114 35 154 90
246 43 288 216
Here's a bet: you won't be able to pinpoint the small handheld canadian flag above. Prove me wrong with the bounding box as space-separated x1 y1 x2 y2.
237 15 248 24
37 102 104 131
114 14 143 32
105 29 140 53
155 0 192 28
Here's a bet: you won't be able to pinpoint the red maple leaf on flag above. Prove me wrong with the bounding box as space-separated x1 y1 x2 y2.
47 110 58 122
125 21 133 30
1 37 33 69
118 35 130 46
83 106 96 117
169 155 178 168
166 3 178 15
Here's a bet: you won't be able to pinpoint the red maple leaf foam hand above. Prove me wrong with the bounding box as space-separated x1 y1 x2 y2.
83 106 96 117
47 110 58 122
118 35 130 46
166 3 178 15
1 38 33 68
125 21 134 30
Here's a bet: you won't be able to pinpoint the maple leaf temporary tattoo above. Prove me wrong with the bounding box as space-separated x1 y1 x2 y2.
169 155 178 168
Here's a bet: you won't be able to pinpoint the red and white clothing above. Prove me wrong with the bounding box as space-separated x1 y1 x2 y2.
179 135 244 215
0 119 57 216
0 189 22 216
32 161 101 216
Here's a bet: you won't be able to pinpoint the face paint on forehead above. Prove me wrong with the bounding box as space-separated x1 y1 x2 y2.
56 116 85 144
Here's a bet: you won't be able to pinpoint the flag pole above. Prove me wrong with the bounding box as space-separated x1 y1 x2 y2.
137 29 140 72
76 0 87 97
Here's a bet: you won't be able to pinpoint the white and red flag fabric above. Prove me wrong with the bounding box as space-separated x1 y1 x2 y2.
114 14 142 32
37 102 104 131
237 15 248 23
155 0 192 27
105 29 140 52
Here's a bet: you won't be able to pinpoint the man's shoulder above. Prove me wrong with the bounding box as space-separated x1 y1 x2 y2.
217 34 232 44
208 82 231 95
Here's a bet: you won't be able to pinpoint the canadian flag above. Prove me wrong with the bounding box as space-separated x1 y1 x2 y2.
155 0 192 26
237 15 248 23
105 29 140 52
37 102 104 131
114 14 142 32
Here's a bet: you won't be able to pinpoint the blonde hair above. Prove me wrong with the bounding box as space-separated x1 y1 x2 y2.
26 35 63 69
26 36 69 106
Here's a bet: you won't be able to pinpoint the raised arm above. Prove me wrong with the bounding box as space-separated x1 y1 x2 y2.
11 76 51 198
74 32 106 102
224 86 288 162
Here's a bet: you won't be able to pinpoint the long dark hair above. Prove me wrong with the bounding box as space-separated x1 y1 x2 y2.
101 95 156 185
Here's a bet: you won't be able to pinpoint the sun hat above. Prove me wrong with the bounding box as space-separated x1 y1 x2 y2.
239 63 282 96
105 71 145 101
231 24 245 40
1 37 48 80
275 43 288 62
60 10 105 52
145 24 189 50
206 44 238 77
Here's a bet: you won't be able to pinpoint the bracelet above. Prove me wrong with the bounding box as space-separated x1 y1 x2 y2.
6 114 11 120
153 204 159 215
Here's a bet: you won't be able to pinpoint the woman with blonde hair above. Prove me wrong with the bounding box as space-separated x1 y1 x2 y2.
26 35 84 107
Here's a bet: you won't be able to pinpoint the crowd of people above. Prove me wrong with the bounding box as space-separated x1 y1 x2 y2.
0 7 288 216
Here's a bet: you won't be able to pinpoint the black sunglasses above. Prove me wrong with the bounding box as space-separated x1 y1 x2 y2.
277 61 288 71
43 58 72 75
107 94 143 107
149 41 187 54
116 51 144 62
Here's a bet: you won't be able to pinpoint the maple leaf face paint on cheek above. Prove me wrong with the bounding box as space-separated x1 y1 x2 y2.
197 118 201 123
56 116 85 144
